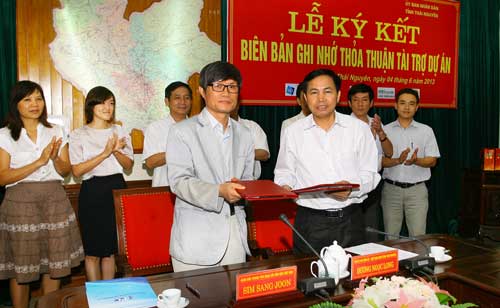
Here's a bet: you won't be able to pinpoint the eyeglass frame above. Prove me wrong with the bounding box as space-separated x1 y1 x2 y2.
207 82 240 93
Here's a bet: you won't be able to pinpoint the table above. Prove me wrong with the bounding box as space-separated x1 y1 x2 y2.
37 235 500 308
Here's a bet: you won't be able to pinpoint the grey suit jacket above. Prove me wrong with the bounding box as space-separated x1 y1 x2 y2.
166 108 255 265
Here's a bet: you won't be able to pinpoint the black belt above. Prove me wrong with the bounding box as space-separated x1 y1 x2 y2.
301 203 360 218
229 203 235 216
384 179 424 189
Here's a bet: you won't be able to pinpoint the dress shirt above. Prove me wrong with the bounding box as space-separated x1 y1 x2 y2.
350 113 385 171
142 115 176 187
382 119 440 183
69 124 133 180
237 117 269 179
0 124 67 187
280 112 306 142
205 109 233 181
275 112 380 210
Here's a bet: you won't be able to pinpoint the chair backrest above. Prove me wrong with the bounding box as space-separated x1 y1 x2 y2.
113 186 175 276
247 199 297 255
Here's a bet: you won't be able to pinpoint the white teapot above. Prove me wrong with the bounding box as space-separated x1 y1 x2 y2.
320 240 351 277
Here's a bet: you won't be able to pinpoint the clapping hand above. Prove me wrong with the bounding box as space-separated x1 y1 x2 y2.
103 133 118 157
49 137 63 161
113 136 127 153
404 148 419 165
398 148 411 164
371 114 382 133
39 137 56 165
371 114 388 140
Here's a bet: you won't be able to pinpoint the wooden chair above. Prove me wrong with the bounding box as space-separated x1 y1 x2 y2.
130 128 144 153
113 186 175 276
247 199 297 258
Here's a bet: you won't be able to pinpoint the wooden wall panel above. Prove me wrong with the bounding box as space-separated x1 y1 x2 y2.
16 0 221 131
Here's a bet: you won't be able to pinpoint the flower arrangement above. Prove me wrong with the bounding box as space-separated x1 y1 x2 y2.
309 276 477 308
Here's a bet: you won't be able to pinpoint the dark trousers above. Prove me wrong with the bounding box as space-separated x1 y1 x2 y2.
293 204 365 255
362 180 383 242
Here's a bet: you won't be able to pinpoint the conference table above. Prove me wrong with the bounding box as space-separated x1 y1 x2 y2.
37 235 500 308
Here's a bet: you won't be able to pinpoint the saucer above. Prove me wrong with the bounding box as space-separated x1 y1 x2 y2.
339 270 350 279
157 297 189 308
429 253 452 263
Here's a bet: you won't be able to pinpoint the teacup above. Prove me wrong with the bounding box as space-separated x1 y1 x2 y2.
310 258 340 281
157 288 181 308
430 246 446 259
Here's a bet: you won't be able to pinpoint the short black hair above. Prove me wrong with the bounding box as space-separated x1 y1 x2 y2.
165 81 192 99
302 68 341 92
199 61 242 90
348 83 374 102
85 86 116 124
296 81 306 99
396 88 420 104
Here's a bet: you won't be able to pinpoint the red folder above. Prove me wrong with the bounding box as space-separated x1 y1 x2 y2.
292 183 360 194
235 180 298 201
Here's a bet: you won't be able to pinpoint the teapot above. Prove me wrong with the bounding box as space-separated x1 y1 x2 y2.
320 240 351 275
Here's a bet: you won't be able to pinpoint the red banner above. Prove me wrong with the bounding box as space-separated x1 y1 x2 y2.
227 0 460 108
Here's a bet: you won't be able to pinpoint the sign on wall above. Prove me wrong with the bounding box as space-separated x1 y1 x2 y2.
227 0 460 108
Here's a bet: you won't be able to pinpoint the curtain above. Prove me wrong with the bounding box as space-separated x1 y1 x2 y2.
0 0 17 123
240 0 500 235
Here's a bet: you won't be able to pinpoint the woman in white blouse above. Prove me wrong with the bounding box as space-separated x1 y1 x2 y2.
69 86 133 281
0 81 84 308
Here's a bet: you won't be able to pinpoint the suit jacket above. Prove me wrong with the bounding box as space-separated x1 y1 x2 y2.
166 108 255 265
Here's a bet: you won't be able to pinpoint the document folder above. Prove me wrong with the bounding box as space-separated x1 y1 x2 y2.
235 181 359 201
292 183 360 194
236 180 298 201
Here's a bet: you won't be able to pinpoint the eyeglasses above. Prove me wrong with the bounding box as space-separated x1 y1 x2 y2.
208 83 240 93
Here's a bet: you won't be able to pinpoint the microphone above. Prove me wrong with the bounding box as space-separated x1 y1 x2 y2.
279 214 336 295
365 226 435 272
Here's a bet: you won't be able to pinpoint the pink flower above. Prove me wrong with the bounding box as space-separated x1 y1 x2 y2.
416 277 451 297
384 290 426 308
348 278 369 306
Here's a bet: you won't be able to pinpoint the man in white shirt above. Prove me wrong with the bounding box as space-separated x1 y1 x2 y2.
348 83 393 242
143 82 192 187
381 88 440 237
275 69 380 253
280 81 310 141
230 103 270 179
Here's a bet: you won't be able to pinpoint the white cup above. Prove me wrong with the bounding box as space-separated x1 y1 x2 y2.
310 259 339 277
430 246 446 258
157 288 181 308
310 260 327 278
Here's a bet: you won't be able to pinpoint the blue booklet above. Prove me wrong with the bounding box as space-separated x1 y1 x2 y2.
86 277 157 308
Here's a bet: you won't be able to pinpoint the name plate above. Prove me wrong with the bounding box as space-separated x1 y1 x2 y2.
351 250 399 281
236 266 297 301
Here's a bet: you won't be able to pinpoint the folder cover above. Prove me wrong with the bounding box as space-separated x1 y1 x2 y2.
235 180 298 201
86 277 157 308
292 183 360 194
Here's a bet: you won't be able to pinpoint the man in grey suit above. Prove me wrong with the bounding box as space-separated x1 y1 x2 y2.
166 61 255 272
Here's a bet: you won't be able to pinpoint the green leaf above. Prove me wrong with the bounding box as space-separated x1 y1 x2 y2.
307 301 345 308
435 292 457 304
367 298 378 308
450 304 478 308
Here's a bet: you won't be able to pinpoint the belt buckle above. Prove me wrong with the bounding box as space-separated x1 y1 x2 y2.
326 209 343 218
